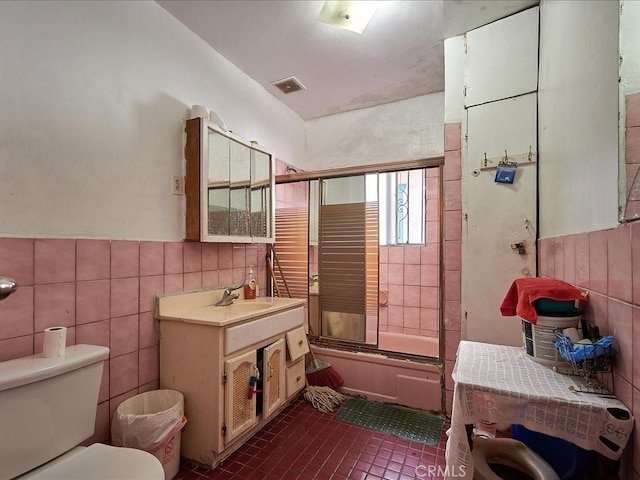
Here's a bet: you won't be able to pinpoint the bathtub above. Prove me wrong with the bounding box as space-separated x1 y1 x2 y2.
312 341 443 412
377 331 439 357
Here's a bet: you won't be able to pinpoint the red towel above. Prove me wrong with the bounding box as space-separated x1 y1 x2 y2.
500 277 588 324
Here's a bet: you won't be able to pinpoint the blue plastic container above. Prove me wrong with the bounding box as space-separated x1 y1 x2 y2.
512 424 595 480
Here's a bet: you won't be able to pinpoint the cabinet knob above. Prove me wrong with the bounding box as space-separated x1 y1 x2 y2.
298 340 304 347
296 375 302 382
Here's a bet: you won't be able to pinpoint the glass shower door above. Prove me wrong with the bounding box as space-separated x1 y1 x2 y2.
318 176 378 345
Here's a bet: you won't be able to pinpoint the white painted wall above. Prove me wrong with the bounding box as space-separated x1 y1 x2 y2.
305 94 444 171
621 0 640 96
538 0 619 238
0 1 304 241
444 36 466 125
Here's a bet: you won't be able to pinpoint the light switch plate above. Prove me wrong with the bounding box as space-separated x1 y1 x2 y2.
172 176 184 195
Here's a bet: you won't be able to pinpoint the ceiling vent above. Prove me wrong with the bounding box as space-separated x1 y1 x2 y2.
271 76 306 94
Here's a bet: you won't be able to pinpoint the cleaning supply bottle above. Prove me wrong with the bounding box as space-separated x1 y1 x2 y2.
244 266 257 299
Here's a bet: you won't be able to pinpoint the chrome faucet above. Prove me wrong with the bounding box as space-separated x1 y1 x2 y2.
215 284 243 306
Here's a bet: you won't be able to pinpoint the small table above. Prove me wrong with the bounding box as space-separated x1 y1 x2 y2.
445 341 633 479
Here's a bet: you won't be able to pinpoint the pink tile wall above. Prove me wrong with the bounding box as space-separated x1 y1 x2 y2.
443 122 463 414
0 237 267 445
626 93 640 219
539 222 640 478
378 168 440 339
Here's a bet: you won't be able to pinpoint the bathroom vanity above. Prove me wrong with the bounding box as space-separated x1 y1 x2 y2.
156 289 307 468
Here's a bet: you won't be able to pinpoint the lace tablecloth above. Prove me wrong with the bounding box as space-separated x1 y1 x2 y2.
445 341 633 479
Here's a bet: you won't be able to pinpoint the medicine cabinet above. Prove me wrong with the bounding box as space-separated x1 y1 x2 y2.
184 117 275 243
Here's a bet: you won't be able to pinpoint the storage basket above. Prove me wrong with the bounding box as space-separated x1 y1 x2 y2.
552 331 614 394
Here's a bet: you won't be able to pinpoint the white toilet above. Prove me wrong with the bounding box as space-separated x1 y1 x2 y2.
0 344 165 479
472 437 560 480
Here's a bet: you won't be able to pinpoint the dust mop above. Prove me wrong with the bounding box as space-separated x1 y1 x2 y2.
303 379 347 413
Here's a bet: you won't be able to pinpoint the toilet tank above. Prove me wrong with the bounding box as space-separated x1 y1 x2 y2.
0 344 109 479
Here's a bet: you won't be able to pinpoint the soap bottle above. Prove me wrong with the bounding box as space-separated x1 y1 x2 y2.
244 267 257 300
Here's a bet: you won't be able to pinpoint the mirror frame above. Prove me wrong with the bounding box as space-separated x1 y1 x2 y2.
619 0 640 222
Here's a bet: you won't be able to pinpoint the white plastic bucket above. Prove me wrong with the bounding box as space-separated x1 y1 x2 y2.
522 314 581 366
111 389 186 480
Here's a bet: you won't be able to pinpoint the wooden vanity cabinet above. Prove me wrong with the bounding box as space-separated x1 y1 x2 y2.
159 306 308 468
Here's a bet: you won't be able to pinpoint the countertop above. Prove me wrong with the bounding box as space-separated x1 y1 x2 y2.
156 288 306 327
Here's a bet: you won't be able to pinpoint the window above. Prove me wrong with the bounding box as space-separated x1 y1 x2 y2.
368 169 425 246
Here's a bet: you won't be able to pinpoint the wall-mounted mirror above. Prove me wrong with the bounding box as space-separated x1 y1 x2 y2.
251 149 272 238
229 139 251 237
619 0 640 221
207 129 231 236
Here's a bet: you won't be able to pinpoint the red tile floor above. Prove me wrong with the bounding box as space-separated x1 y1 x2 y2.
176 398 450 480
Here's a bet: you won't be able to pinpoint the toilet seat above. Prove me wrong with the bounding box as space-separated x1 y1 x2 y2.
472 437 560 480
19 443 164 479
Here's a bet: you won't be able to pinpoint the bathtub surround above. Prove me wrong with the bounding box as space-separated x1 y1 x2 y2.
378 167 441 341
314 345 441 412
0 237 267 444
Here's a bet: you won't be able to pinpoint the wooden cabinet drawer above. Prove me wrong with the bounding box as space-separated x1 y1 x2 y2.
285 326 309 361
226 307 303 355
286 358 305 398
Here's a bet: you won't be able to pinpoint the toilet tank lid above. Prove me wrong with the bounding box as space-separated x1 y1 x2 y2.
0 344 110 392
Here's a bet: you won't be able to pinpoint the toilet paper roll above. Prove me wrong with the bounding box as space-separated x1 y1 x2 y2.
42 326 67 358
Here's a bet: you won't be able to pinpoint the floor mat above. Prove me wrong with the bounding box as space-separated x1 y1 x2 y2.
335 397 443 446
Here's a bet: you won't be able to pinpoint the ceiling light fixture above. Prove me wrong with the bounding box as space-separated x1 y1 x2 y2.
317 0 381 34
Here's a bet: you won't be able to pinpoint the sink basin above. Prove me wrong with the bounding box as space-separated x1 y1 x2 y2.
219 301 274 315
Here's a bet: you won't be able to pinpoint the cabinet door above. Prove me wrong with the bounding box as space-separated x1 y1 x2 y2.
464 94 537 346
250 148 273 240
229 139 251 237
262 339 286 419
206 129 232 237
464 6 538 107
224 350 257 443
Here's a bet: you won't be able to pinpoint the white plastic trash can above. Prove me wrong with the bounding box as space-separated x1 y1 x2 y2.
111 389 187 480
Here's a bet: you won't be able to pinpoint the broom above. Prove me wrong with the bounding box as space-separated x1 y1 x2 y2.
305 344 344 388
